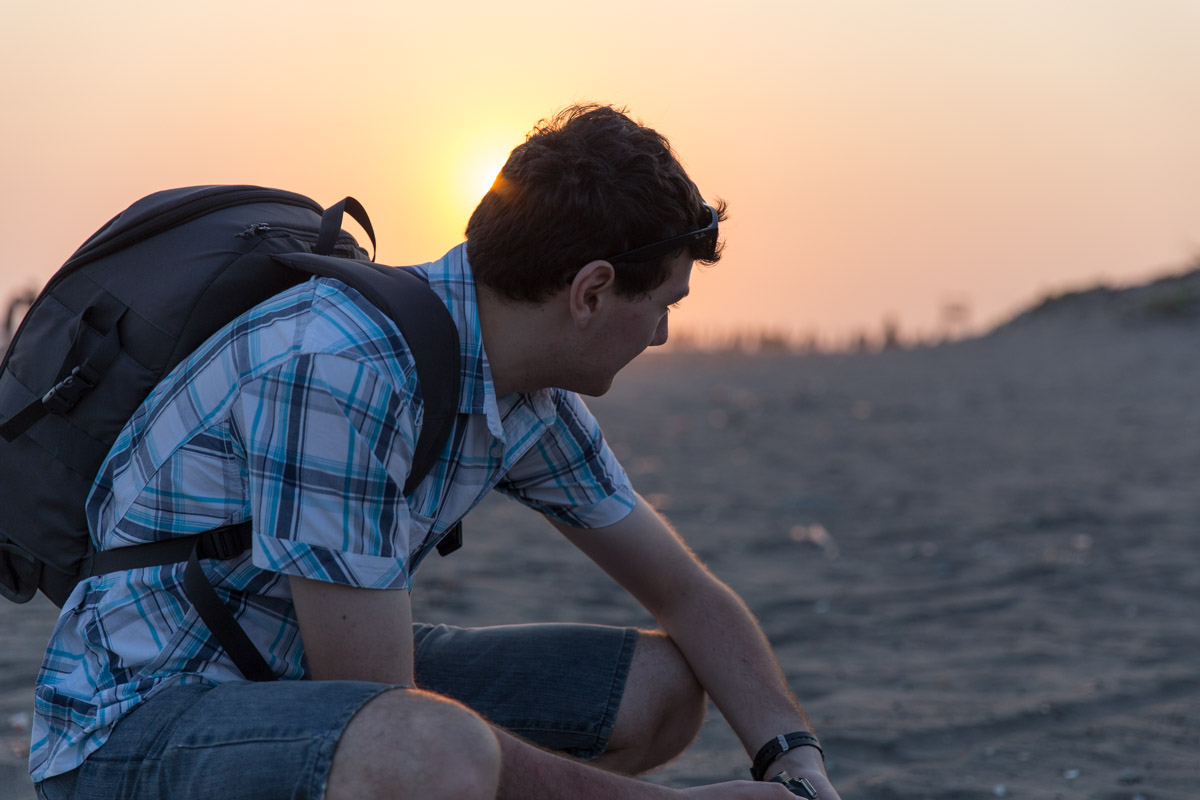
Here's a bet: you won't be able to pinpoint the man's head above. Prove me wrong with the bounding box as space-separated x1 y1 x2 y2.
465 104 726 304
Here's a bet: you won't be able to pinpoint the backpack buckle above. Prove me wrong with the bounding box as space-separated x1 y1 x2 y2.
41 365 99 415
198 525 252 561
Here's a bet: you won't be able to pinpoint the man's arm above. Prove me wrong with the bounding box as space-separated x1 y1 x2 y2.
552 495 839 796
290 575 417 683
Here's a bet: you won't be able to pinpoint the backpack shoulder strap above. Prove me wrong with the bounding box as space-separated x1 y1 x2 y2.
270 251 461 495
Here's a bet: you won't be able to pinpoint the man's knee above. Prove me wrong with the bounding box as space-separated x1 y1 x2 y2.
605 630 706 773
327 687 500 800
636 630 706 740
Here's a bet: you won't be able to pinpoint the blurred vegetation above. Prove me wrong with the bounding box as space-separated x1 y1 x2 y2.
1020 259 1200 327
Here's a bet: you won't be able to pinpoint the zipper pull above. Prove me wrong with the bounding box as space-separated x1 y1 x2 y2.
234 223 272 239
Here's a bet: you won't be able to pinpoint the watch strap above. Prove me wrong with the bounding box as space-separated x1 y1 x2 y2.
750 731 824 781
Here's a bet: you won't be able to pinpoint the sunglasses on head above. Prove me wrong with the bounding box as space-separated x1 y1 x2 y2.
604 202 719 264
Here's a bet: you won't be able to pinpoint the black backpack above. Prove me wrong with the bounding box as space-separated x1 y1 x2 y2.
0 185 461 681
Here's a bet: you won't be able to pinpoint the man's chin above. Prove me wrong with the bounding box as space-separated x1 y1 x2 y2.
560 375 615 398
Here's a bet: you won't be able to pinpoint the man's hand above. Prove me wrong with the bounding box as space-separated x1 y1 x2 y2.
678 781 819 798
760 744 839 799
768 772 841 800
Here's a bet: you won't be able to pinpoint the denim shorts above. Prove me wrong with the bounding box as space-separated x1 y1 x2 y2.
36 622 638 800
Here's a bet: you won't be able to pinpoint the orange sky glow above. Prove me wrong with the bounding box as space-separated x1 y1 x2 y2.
3 0 1199 346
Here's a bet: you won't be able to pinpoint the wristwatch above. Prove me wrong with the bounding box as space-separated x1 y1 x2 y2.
768 772 819 799
750 731 824 781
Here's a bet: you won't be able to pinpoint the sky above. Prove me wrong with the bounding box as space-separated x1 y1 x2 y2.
3 0 1199 345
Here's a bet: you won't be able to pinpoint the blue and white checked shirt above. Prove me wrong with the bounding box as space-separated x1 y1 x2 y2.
31 243 636 781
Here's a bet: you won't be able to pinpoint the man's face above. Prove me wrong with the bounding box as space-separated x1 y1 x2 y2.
575 251 693 396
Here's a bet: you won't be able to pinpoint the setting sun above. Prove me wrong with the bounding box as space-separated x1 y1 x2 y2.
457 142 513 221
468 157 503 205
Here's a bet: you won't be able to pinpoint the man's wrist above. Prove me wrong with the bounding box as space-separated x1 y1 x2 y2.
750 731 825 781
769 747 826 778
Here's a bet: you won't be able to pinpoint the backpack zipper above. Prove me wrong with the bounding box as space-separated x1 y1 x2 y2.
45 190 324 298
234 223 274 239
234 223 360 250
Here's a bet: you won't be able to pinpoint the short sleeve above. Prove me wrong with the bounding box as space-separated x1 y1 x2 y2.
233 352 420 589
495 390 636 528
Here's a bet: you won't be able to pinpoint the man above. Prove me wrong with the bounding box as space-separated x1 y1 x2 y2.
32 104 840 799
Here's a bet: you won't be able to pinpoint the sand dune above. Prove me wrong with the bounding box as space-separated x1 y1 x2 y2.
2 274 1197 798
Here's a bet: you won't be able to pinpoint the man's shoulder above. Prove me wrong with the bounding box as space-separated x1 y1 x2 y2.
132 280 416 428
247 278 420 371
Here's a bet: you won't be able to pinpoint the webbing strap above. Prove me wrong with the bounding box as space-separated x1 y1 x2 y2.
0 310 125 442
89 523 252 576
182 541 276 682
0 394 48 442
90 524 275 682
316 197 376 261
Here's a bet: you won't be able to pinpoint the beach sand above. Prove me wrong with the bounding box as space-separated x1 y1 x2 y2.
2 283 1197 798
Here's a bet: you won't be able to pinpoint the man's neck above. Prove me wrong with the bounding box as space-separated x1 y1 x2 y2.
475 285 568 397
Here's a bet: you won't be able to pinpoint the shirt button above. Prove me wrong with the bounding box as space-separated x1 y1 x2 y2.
490 443 503 459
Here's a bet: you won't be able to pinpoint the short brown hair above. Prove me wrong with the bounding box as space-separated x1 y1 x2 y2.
465 104 726 303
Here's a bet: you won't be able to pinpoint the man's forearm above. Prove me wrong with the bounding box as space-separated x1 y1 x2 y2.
655 577 836 794
553 499 829 788
656 573 814 756
496 727 676 800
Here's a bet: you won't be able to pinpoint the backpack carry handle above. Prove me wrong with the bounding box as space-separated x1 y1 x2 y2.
317 197 377 261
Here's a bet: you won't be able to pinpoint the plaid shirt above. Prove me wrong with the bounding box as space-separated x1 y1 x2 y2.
31 243 636 781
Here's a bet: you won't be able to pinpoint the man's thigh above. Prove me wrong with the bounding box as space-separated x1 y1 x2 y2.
36 680 393 800
413 621 638 759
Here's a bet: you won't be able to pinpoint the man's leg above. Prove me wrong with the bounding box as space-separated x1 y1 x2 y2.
328 687 500 800
412 623 705 776
589 630 707 775
36 681 500 800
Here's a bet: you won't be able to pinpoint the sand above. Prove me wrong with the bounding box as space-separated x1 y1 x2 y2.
2 283 1197 798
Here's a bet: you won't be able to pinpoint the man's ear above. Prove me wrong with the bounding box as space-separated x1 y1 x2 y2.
568 260 616 327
